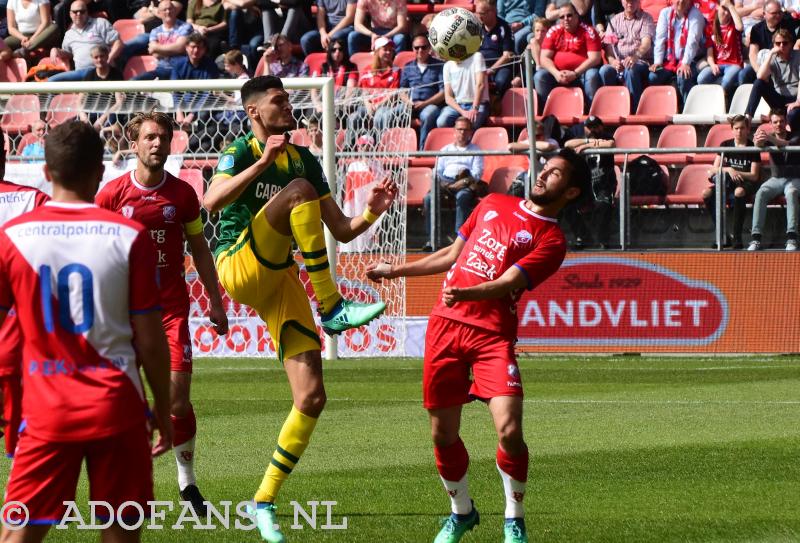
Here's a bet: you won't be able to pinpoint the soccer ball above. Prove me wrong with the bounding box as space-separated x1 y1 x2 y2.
428 7 483 62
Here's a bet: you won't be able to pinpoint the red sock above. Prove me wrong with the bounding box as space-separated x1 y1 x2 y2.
171 404 197 447
434 438 469 482
497 445 528 483
1 376 22 456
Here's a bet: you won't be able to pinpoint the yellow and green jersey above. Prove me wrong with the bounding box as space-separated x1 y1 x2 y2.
212 131 331 259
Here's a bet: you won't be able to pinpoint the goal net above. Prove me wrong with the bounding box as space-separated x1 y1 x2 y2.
0 79 412 358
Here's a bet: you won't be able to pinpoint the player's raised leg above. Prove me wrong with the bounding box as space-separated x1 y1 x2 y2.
489 396 529 543
430 406 480 543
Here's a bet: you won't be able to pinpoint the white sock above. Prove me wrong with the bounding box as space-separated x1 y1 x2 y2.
175 437 197 491
497 463 526 518
440 475 472 515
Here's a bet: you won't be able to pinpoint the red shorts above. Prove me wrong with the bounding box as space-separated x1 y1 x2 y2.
0 312 22 377
3 425 154 524
163 305 192 373
423 315 523 410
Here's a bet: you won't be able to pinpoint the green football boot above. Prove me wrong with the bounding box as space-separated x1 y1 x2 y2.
433 505 480 543
247 502 286 543
320 298 385 336
503 518 528 543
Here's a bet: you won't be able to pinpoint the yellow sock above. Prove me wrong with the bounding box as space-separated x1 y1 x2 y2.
290 200 341 314
254 406 318 503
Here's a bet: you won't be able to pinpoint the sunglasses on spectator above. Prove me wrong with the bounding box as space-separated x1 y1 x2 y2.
71 9 87 13
775 41 790 46
413 45 429 50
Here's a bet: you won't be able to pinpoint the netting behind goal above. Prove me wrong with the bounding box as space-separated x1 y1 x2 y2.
0 79 411 358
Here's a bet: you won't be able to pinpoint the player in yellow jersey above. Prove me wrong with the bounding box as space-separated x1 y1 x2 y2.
204 75 397 543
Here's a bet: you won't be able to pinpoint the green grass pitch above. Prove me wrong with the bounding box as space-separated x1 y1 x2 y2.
4 356 800 542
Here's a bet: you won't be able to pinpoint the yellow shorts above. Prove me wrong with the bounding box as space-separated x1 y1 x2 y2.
216 206 321 361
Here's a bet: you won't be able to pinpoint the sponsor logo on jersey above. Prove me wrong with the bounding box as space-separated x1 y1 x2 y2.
483 210 498 222
291 155 305 176
163 205 176 221
513 230 533 247
121 205 134 218
218 154 235 171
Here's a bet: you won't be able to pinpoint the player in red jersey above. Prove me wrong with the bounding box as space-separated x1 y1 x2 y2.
0 127 49 459
368 149 591 543
96 111 229 513
0 121 172 542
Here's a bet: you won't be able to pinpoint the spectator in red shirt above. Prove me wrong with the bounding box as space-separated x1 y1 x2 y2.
534 0 603 111
697 0 744 97
310 37 359 112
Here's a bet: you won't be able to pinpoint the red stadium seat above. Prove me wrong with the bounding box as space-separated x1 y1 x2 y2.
641 0 669 23
472 126 508 150
585 86 630 124
654 124 697 165
113 19 145 43
290 128 311 146
123 55 157 79
666 164 711 205
379 127 417 154
304 52 327 76
623 85 678 125
1 94 41 135
483 154 528 189
612 124 649 164
393 50 415 69
693 123 734 164
171 130 190 155
180 169 205 202
45 93 83 126
0 58 28 83
350 52 373 73
407 167 432 206
488 166 526 194
410 126 454 168
540 87 584 125
489 87 532 127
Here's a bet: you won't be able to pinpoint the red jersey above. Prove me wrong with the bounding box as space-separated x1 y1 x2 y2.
431 194 567 338
359 66 401 106
0 203 160 441
541 23 602 71
0 181 49 373
712 22 743 65
96 171 202 309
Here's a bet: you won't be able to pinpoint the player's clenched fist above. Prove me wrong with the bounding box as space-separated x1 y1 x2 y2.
366 262 394 283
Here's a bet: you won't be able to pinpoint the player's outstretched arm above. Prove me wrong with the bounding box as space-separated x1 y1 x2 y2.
186 232 229 336
442 265 529 307
320 178 398 243
367 237 466 282
132 310 173 457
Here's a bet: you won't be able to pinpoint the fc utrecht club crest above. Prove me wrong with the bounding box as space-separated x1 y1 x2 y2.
513 230 532 246
483 210 498 222
121 205 134 218
163 205 177 221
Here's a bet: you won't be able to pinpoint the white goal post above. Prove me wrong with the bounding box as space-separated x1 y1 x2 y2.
0 78 412 359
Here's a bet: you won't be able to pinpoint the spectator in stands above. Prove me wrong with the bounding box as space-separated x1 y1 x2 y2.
697 0 744 98
306 116 323 154
126 0 161 31
300 0 357 56
497 0 537 53
599 0 655 111
349 35 402 144
4 0 59 60
171 32 220 149
648 0 705 104
745 29 800 129
348 0 409 53
703 114 761 249
186 0 227 58
594 0 624 37
545 0 593 25
52 0 110 35
260 0 312 43
216 48 250 135
735 0 765 39
310 37 358 111
749 108 800 250
131 0 193 80
259 32 309 77
563 114 616 249
534 0 603 111
224 0 264 64
740 0 797 84
475 0 515 106
49 0 122 81
21 119 46 160
0 38 12 62
511 17 555 87
437 45 490 129
508 114 562 154
422 116 486 251
400 33 444 151
79 44 125 134
171 31 220 81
